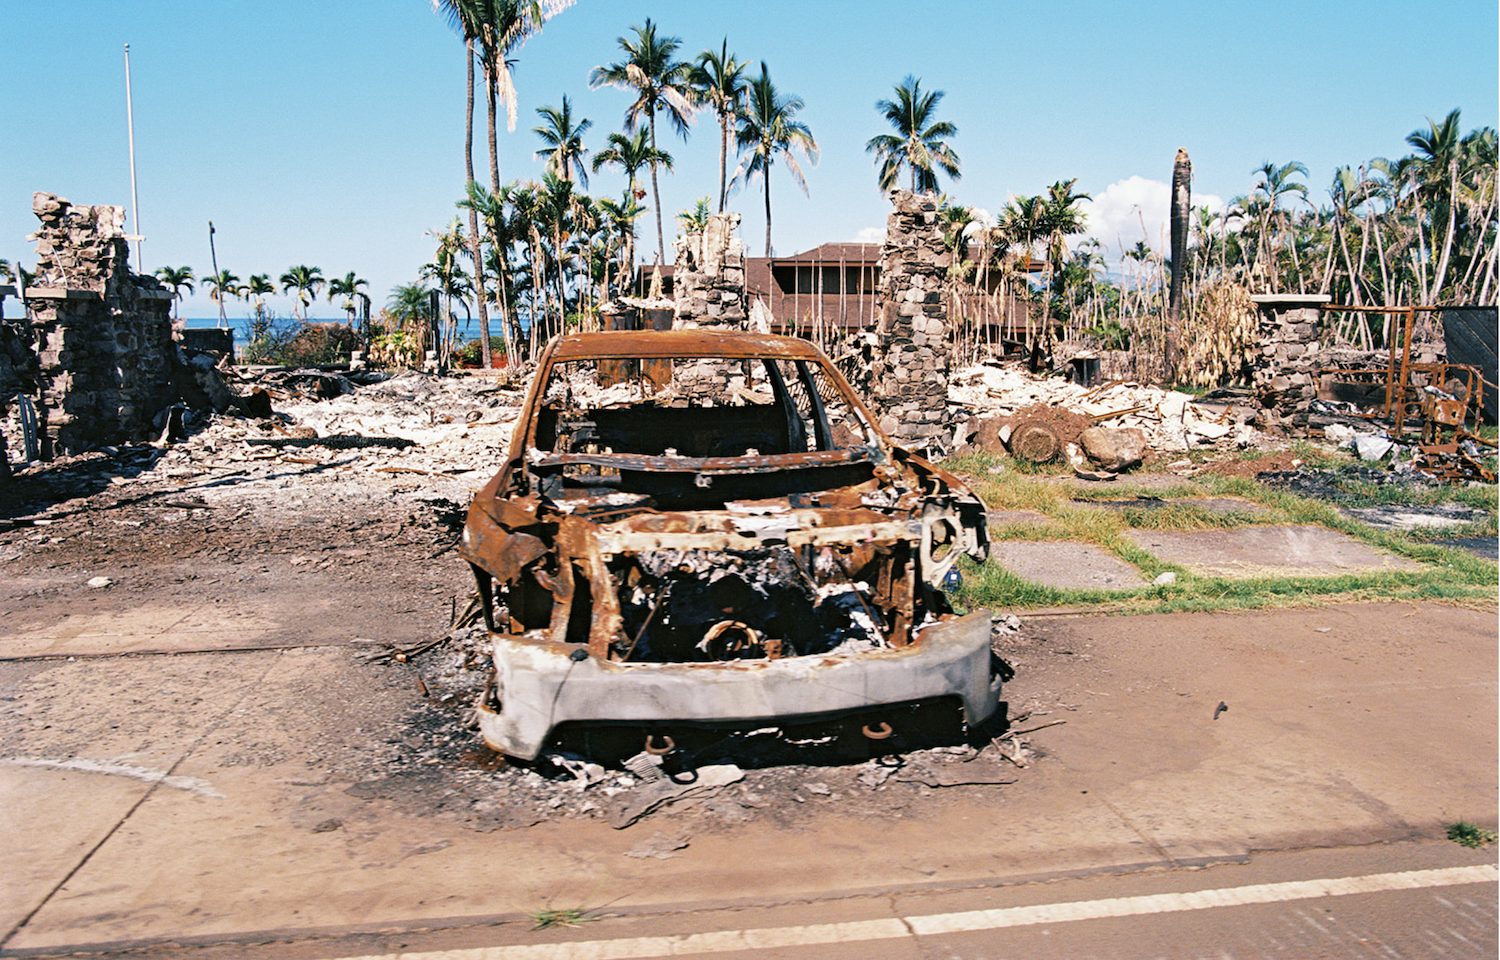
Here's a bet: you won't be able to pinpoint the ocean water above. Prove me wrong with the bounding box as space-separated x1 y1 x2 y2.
182 316 253 343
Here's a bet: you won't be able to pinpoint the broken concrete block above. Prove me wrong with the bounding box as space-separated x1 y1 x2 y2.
1079 426 1146 473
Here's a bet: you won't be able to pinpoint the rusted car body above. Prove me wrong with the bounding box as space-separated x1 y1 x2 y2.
460 330 998 760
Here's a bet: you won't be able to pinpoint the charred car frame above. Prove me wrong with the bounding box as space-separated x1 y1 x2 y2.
460 331 999 761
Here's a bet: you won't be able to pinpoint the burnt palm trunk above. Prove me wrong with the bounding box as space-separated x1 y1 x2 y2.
1166 147 1191 383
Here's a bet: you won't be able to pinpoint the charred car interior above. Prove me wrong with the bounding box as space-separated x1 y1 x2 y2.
460 331 999 762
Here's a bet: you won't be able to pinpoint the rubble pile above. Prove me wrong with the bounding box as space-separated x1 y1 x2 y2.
950 360 1264 463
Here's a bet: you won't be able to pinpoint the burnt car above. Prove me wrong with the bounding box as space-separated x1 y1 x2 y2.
459 330 998 761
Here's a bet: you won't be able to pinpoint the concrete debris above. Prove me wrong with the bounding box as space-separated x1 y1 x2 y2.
1079 426 1146 473
608 763 746 829
951 360 1266 463
623 830 691 859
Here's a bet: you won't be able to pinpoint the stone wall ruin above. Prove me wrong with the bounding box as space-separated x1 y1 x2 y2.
23 192 175 456
671 212 748 330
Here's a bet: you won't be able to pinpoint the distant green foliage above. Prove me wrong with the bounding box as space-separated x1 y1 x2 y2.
242 313 357 367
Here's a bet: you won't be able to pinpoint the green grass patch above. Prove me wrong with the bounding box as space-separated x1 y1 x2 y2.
1447 820 1497 849
530 906 596 930
949 451 1497 615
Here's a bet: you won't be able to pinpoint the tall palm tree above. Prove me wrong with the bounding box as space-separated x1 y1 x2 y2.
533 95 593 186
589 19 696 264
733 63 817 258
865 75 961 194
690 40 749 213
154 265 195 320
204 270 242 317
431 0 491 368
279 265 325 321
327 272 370 327
436 0 571 366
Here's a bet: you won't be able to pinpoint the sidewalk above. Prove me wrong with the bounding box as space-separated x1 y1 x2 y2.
2 597 1494 954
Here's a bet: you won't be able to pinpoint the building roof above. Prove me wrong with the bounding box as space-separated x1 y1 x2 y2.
767 242 883 265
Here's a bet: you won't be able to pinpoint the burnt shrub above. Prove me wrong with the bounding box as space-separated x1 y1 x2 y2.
279 322 359 367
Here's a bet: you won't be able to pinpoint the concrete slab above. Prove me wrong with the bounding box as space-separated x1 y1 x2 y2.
0 767 150 939
1085 496 1274 518
986 509 1050 526
1 603 1493 951
1124 525 1426 578
990 540 1147 591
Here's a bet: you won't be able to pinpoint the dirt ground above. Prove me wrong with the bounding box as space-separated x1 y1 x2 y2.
1 370 1492 839
0 377 1037 832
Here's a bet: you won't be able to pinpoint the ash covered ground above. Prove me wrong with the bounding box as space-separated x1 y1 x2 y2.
1 368 1058 833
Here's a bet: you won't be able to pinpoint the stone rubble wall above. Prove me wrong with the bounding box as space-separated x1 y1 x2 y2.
24 192 175 456
672 213 747 330
863 190 953 446
1250 298 1323 430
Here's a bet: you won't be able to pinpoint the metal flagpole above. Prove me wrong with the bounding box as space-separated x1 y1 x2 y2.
124 43 143 273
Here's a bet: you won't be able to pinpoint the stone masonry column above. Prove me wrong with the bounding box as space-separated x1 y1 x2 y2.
866 190 952 447
1250 293 1329 431
672 212 747 330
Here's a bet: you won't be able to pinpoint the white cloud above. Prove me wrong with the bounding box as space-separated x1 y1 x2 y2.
1077 176 1224 260
852 226 885 244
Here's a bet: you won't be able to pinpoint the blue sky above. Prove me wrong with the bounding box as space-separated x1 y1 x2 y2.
3 0 1495 320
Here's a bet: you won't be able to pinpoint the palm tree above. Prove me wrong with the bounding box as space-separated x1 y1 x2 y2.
1247 160 1308 291
594 191 646 298
865 75 961 194
431 0 491 368
458 180 521 359
279 265 325 321
203 269 242 317
1406 108 1464 303
733 63 818 257
438 0 571 366
245 274 275 323
676 197 712 235
690 40 748 213
589 18 696 264
591 127 672 206
327 272 371 329
423 220 473 363
154 265 195 320
533 95 593 186
535 172 584 338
